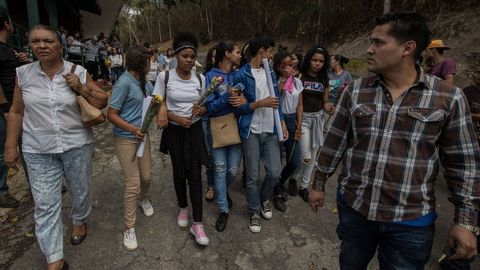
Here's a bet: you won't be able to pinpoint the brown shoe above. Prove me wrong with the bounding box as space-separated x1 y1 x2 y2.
71 223 87 245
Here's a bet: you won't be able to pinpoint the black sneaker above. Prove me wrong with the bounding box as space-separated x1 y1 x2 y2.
249 213 261 233
215 212 229 232
298 188 309 203
288 179 298 196
273 194 286 212
280 189 288 202
0 193 19 208
227 192 233 209
261 200 273 219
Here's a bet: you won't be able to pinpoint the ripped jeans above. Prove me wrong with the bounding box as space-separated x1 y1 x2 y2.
212 143 241 213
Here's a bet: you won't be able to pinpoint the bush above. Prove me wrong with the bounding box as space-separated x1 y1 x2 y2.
199 32 210 45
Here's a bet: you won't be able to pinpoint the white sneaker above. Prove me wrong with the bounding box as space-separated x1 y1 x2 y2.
139 199 154 217
123 228 138 251
261 200 273 220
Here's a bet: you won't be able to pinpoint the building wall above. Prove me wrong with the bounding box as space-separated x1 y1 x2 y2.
80 0 123 37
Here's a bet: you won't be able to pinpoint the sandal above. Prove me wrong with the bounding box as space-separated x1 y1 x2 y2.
205 187 215 202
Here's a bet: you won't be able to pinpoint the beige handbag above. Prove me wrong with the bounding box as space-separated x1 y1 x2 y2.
209 113 241 148
70 64 106 127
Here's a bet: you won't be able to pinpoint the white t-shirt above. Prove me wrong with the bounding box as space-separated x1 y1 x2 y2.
281 77 304 114
108 54 123 68
153 69 206 125
146 61 160 82
250 68 274 134
68 39 83 55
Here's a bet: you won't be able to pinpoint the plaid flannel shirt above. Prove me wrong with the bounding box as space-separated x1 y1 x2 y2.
313 69 480 226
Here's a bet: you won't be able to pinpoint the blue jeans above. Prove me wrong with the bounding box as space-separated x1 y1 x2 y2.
24 144 94 263
202 117 215 188
212 143 241 213
242 133 282 214
110 66 124 84
0 114 8 195
336 193 434 270
275 113 301 194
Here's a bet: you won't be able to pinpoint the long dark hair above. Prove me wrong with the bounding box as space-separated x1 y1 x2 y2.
125 45 150 97
214 41 236 68
332 54 350 69
166 48 173 57
204 45 217 74
292 51 303 69
273 50 291 79
301 45 330 87
239 33 275 68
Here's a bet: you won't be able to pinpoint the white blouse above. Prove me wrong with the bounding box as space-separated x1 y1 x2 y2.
16 60 93 154
281 77 304 115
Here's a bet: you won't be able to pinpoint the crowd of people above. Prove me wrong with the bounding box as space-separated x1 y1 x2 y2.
1 5 480 270
55 27 120 83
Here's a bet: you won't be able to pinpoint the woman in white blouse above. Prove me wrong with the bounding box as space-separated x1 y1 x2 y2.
4 25 107 270
108 47 124 85
271 50 303 212
146 49 160 85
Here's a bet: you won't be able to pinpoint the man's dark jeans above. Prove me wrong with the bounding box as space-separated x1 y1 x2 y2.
86 61 99 81
336 194 434 270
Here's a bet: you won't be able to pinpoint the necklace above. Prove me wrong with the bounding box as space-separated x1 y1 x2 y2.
41 62 63 77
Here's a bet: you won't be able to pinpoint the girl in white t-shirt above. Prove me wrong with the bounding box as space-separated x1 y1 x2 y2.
272 50 304 212
154 32 210 246
146 50 160 85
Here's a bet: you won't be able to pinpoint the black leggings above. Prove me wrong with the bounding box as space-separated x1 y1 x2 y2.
172 159 203 222
163 122 207 223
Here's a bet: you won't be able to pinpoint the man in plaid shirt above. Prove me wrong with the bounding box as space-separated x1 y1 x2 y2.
309 12 480 269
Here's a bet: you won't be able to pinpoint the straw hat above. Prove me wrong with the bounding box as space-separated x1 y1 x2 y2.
427 39 450 50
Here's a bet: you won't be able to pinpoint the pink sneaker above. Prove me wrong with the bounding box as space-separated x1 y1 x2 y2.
177 208 189 228
190 223 209 246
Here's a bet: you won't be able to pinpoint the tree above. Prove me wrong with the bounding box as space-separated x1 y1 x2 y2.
384 0 392 14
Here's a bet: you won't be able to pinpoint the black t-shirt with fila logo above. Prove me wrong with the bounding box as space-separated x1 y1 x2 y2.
300 73 328 113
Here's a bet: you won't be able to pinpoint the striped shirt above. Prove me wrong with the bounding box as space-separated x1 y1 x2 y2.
313 69 480 226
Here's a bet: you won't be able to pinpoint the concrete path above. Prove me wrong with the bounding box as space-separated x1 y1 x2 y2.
1 123 479 269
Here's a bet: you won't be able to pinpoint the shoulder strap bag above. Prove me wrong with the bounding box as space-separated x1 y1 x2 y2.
70 64 106 127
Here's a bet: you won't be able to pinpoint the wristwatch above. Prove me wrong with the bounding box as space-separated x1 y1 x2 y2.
456 223 480 236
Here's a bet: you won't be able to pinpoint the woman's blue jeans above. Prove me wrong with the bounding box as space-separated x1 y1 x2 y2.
212 143 241 213
24 143 94 263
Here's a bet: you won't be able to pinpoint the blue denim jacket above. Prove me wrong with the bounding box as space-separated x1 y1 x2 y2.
204 68 236 117
233 63 284 140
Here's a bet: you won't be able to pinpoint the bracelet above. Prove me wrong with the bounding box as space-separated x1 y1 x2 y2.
456 223 480 236
312 183 325 192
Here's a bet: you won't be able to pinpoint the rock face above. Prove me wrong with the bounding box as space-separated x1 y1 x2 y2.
331 8 480 88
